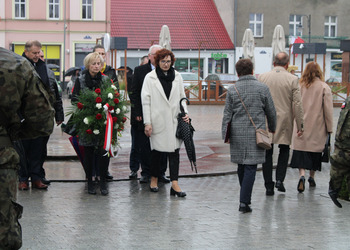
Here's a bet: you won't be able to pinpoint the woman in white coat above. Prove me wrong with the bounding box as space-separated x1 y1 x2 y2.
141 49 189 197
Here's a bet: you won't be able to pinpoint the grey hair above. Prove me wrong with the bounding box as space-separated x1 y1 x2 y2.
148 45 162 55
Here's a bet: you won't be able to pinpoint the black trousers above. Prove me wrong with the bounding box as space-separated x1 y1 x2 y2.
262 144 290 188
150 149 179 181
129 126 167 177
83 146 109 183
19 137 47 182
237 164 257 204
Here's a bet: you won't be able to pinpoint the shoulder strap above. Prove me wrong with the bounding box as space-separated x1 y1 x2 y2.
233 85 257 129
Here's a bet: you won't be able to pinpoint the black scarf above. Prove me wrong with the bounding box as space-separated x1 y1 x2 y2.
84 70 102 90
156 66 175 100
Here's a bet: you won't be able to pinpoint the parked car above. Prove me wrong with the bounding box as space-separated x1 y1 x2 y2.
326 77 341 84
180 72 204 87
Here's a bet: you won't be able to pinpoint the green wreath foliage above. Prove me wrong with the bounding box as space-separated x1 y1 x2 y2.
67 79 129 147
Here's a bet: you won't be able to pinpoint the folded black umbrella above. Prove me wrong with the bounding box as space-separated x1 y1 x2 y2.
176 97 197 173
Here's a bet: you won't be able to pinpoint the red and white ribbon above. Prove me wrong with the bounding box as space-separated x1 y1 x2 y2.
103 103 115 157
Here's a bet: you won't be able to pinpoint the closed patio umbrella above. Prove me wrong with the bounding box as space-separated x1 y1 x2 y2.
242 28 255 67
159 25 172 50
272 25 286 64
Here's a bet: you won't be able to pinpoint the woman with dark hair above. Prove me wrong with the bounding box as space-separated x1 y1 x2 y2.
141 49 189 197
222 58 276 213
71 52 111 195
290 61 333 193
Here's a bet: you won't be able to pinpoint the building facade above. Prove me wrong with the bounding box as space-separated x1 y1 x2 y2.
233 0 349 79
0 0 110 81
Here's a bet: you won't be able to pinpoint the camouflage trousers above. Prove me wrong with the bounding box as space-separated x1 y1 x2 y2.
0 169 22 250
330 146 350 191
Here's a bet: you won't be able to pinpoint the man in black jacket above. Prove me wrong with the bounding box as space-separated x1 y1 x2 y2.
129 45 170 183
18 40 64 190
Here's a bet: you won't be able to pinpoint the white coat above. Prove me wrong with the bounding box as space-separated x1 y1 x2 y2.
141 69 188 152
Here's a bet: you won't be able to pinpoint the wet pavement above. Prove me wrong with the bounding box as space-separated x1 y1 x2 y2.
17 99 350 249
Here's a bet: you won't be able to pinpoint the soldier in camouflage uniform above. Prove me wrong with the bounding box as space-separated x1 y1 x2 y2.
0 47 54 249
329 96 350 208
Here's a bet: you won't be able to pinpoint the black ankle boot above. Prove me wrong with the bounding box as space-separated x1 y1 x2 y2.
100 180 109 196
88 180 96 195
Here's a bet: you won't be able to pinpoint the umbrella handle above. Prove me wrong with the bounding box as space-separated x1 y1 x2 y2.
179 97 189 114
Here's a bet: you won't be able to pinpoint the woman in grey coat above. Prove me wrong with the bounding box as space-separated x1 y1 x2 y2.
222 59 277 213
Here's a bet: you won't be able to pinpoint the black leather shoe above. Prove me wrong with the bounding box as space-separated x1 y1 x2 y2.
41 178 51 185
149 186 159 192
140 176 150 183
265 181 275 196
308 177 316 187
129 171 138 179
159 175 171 183
266 188 274 196
106 171 113 180
297 176 305 193
275 180 286 192
239 203 252 213
328 188 342 208
170 187 186 197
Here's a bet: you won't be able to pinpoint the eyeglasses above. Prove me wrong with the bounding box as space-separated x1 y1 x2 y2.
160 60 171 65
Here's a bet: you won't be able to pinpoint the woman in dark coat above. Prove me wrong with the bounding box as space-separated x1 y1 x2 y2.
222 59 276 213
72 52 111 195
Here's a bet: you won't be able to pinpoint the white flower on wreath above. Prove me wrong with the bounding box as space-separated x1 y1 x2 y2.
83 118 89 124
111 85 117 90
93 129 100 135
108 93 113 99
114 123 119 129
116 108 121 114
104 120 107 125
96 103 102 109
122 106 127 111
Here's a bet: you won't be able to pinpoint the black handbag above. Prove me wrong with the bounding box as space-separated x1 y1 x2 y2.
321 133 331 163
61 115 77 136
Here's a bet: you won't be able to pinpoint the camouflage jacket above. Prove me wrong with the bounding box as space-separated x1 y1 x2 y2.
334 96 350 150
0 48 55 169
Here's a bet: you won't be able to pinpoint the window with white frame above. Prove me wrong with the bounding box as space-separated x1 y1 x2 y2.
324 16 337 38
49 0 60 19
289 14 302 36
82 0 92 20
14 0 26 19
249 13 263 37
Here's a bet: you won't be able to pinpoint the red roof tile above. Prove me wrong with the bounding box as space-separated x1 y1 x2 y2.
110 0 234 50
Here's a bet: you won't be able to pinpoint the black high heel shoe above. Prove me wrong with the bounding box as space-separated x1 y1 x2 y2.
170 187 186 197
297 176 305 193
308 177 316 187
149 186 159 192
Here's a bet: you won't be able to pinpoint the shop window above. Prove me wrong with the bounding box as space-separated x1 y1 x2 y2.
174 58 203 78
208 58 228 74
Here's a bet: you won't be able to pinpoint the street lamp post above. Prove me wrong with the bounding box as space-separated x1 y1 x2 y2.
298 14 311 59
